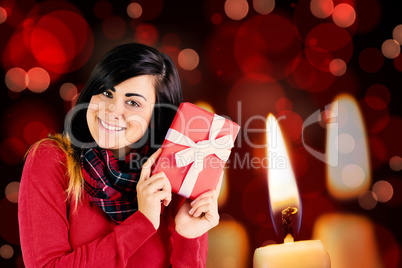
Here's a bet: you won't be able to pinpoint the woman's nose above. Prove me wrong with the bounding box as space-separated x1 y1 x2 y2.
107 99 124 119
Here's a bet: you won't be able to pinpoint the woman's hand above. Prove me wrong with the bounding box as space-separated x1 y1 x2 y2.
137 148 172 230
174 173 223 238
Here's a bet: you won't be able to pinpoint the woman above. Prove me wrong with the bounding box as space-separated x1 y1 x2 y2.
18 43 220 267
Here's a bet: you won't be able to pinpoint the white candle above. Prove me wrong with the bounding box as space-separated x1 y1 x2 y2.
253 114 331 268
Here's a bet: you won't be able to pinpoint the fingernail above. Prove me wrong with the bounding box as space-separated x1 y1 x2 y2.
189 208 194 215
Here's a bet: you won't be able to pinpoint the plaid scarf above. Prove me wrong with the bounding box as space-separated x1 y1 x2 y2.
81 144 150 223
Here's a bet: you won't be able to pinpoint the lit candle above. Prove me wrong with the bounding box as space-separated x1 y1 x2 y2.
253 114 330 268
311 94 383 268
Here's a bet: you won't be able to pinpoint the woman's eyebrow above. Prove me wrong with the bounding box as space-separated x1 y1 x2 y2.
110 87 147 101
125 93 147 101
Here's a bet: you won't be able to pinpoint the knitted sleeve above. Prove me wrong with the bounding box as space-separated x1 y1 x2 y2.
18 141 156 267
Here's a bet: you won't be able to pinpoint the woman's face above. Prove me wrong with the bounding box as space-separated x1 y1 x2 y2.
87 75 156 155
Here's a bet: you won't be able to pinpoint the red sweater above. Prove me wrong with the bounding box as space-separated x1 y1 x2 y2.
18 141 208 267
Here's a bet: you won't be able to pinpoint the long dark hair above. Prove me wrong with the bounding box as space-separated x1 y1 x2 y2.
66 43 182 153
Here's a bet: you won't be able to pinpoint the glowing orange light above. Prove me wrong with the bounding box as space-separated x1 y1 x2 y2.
5 68 28 92
389 156 402 171
178 49 199 71
392 24 402 45
372 180 393 203
326 94 371 200
266 114 301 235
0 244 14 259
224 0 249 20
60 83 78 101
194 101 215 113
127 3 142 19
332 3 356 28
253 0 275 15
0 6 7 23
207 216 250 267
381 39 400 59
313 214 383 267
310 0 334 19
27 67 50 93
329 58 346 76
5 182 20 204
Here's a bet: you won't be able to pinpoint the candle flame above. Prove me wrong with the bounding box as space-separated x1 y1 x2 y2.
266 114 301 237
326 94 371 199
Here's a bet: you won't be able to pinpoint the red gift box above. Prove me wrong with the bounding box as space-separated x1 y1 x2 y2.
153 102 240 200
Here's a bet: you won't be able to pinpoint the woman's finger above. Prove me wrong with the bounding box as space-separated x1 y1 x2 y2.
139 148 162 182
190 190 215 206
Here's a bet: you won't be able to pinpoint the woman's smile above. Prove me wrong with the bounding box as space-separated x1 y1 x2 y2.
98 117 126 132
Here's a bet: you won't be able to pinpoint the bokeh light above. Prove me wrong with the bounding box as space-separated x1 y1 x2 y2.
0 6 7 23
359 47 384 73
178 49 199 71
332 3 356 28
5 182 20 204
310 0 334 19
389 156 402 171
5 67 28 92
60 82 78 101
23 121 49 144
372 180 393 203
0 244 14 259
211 13 223 25
27 67 50 93
329 58 347 76
392 24 402 45
224 0 249 20
341 164 365 188
327 95 371 200
336 133 355 154
235 14 301 80
134 24 158 45
30 10 94 74
313 214 384 267
365 84 391 110
127 3 142 19
358 190 378 210
253 0 275 15
381 39 400 59
102 16 126 40
275 97 293 112
207 216 250 267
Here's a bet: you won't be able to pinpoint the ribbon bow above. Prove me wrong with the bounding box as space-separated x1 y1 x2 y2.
165 114 234 198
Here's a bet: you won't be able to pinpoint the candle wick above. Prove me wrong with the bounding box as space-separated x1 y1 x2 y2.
282 207 298 243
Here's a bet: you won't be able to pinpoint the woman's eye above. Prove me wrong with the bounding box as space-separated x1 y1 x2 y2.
102 91 112 98
127 100 139 107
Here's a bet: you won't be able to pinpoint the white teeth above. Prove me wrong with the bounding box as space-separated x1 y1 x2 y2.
100 119 124 131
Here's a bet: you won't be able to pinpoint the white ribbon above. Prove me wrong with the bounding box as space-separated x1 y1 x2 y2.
165 114 234 198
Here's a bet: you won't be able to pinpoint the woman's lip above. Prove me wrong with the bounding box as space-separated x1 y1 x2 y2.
98 118 126 131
